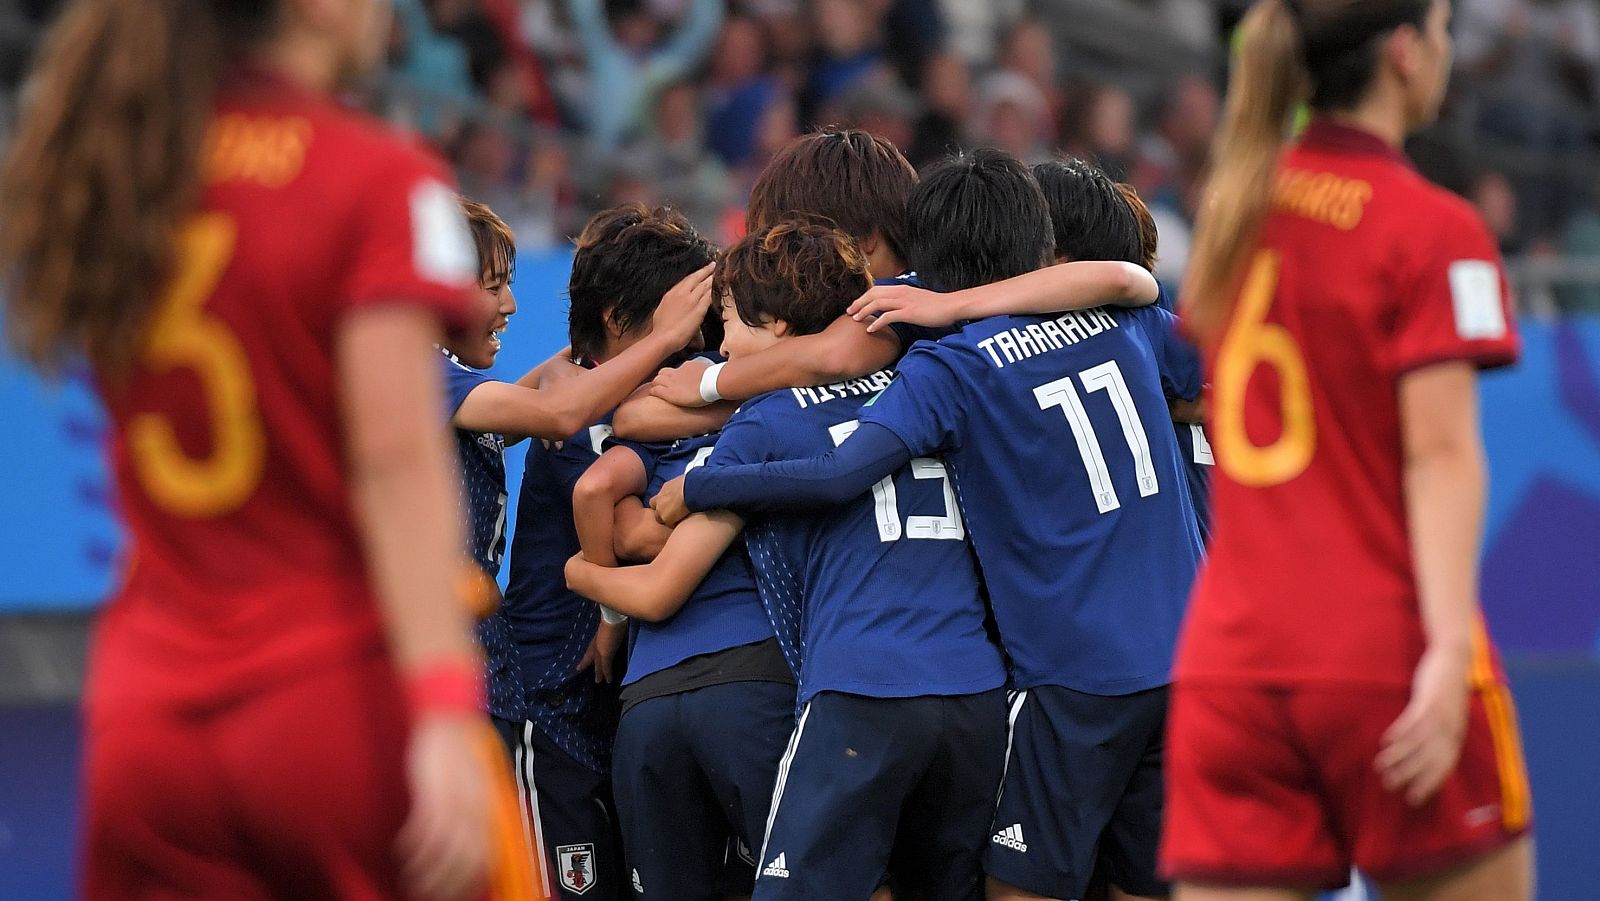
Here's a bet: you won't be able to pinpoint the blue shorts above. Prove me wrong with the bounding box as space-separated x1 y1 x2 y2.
494 716 625 901
983 685 1169 899
611 680 796 900
753 689 1009 901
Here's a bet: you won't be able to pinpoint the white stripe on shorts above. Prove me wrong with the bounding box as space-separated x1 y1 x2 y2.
517 720 554 898
758 701 812 866
994 689 1029 806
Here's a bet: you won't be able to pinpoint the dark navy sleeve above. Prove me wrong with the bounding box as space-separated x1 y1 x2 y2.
684 422 912 513
887 321 960 352
1156 283 1177 313
442 355 495 419
857 344 968 458
1140 306 1203 403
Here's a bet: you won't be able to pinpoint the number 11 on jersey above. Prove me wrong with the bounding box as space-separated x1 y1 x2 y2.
1034 360 1160 515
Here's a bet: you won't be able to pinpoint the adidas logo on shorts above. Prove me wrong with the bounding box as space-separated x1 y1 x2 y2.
632 868 643 894
762 853 791 879
991 824 1029 852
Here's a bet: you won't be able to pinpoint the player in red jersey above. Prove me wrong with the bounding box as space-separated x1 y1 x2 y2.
0 1 718 898
1162 1 1533 899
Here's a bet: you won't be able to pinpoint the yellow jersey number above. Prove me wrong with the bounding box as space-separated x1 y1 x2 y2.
1213 250 1316 487
128 213 266 516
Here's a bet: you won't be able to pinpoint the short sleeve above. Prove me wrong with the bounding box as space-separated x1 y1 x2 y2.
343 146 477 326
887 321 960 353
859 344 968 457
704 407 773 467
1387 201 1520 376
441 354 495 418
1140 306 1204 402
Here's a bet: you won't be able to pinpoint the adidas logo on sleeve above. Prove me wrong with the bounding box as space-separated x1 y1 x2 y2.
762 853 791 878
991 824 1028 852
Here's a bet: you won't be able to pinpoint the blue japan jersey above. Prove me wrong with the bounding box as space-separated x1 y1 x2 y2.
704 372 1006 704
614 431 778 684
1156 286 1215 542
441 353 509 575
491 416 620 772
861 306 1204 695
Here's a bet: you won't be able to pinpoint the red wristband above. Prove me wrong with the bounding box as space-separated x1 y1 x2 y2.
405 658 485 718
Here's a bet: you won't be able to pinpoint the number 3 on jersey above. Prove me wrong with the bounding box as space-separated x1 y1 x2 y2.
828 420 963 543
128 214 266 517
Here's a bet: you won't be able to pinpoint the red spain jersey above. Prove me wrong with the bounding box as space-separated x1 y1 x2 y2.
89 70 477 713
1176 120 1520 688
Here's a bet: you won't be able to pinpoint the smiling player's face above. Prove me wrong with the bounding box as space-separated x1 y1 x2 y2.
452 279 516 369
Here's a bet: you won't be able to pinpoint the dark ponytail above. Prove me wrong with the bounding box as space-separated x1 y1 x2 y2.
0 0 275 377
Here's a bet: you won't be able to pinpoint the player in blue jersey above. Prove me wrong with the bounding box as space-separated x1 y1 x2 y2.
1033 161 1214 543
844 162 1217 548
1115 180 1213 542
633 129 1161 435
595 219 1010 901
438 197 715 598
490 204 717 901
654 151 1205 901
562 387 794 900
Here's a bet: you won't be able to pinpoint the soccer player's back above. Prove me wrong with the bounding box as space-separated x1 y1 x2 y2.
0 1 541 898
1163 3 1533 900
704 222 1008 901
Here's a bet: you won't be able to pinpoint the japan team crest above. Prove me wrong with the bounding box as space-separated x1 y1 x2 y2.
557 843 597 895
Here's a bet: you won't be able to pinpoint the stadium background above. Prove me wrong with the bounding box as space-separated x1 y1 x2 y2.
0 0 1596 897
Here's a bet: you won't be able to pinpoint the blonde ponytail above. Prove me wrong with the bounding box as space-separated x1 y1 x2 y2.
1181 0 1308 343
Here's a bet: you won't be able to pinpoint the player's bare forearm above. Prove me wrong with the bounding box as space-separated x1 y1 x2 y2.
339 306 477 671
614 497 672 562
959 260 1158 317
572 448 648 569
848 262 1157 333
725 317 900 397
613 381 738 441
566 511 744 620
1399 362 1485 660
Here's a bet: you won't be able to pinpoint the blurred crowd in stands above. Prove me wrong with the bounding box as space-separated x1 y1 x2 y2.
4 0 1600 310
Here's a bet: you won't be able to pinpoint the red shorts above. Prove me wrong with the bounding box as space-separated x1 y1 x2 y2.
81 652 414 900
1160 680 1532 889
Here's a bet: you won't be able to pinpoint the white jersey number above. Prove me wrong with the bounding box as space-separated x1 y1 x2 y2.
1034 361 1160 514
829 420 964 543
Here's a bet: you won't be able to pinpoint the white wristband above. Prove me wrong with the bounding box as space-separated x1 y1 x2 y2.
600 605 629 625
698 362 726 405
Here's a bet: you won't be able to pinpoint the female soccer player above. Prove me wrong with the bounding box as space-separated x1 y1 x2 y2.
1164 1 1532 899
565 378 793 900
0 2 593 898
442 197 714 607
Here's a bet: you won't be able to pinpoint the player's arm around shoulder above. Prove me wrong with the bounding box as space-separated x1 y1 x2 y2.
649 316 902 408
848 261 1158 333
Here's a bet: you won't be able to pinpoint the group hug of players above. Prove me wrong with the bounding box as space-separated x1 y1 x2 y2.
448 132 1204 901
1 0 1535 899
